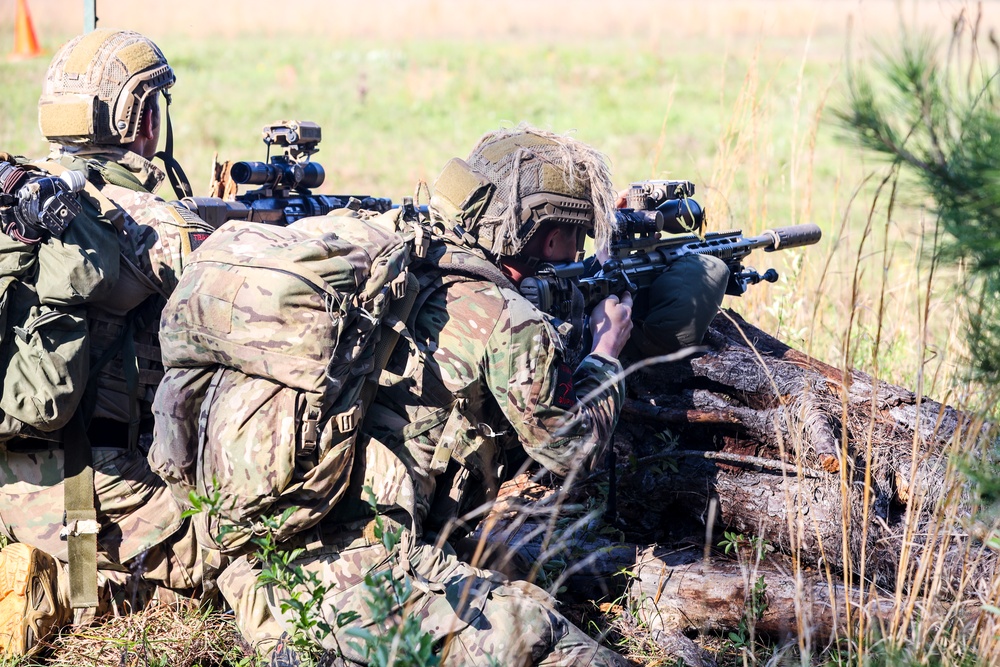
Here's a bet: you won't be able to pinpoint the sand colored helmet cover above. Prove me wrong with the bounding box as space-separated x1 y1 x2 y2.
431 124 617 258
38 29 175 146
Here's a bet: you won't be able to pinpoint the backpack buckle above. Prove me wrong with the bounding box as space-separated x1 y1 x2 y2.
390 272 407 300
414 224 430 259
430 437 453 473
300 406 321 456
336 401 362 433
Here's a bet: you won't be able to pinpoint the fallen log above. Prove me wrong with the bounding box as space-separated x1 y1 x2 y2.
612 310 997 599
628 546 896 647
472 310 998 653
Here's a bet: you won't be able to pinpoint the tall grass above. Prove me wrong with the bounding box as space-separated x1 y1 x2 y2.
1 2 974 391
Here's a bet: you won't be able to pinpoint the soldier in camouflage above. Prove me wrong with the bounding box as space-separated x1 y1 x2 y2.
220 126 634 665
0 29 213 656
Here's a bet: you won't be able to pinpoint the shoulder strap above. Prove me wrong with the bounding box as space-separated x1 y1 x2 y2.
420 242 516 291
31 160 126 233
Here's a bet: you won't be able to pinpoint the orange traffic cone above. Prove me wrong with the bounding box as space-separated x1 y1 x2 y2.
8 0 42 61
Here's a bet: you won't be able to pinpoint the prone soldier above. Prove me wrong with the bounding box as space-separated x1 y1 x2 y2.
216 125 729 665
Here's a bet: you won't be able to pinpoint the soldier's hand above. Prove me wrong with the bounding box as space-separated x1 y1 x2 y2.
589 292 633 359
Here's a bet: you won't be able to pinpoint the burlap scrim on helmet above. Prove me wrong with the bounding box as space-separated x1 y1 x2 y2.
464 124 617 258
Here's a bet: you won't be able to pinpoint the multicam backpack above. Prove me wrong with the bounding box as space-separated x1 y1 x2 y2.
149 207 426 554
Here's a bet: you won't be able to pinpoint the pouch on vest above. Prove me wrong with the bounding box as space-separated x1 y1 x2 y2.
35 198 119 306
0 232 35 280
0 288 89 433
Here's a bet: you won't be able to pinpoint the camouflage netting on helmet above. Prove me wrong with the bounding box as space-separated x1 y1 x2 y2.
39 29 174 146
462 124 618 258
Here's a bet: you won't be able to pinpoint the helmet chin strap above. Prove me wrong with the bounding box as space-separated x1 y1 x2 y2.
153 91 193 199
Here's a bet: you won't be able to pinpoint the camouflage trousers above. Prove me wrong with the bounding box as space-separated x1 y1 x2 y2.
220 536 628 666
0 444 202 612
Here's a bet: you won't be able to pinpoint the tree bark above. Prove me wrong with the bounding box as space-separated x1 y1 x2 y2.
475 310 999 652
628 547 895 645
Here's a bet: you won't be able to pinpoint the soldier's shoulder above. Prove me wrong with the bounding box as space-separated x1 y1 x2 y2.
440 279 546 327
101 183 212 232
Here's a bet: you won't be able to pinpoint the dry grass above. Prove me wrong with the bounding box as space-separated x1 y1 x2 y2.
44 603 251 667
3 0 999 42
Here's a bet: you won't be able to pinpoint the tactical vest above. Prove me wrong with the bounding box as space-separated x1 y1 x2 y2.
366 242 529 534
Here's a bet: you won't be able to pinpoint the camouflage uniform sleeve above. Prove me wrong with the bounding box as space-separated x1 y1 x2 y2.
102 184 214 295
486 288 625 477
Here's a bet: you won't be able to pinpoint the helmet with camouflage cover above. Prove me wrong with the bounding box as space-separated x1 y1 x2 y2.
430 124 618 261
38 29 175 146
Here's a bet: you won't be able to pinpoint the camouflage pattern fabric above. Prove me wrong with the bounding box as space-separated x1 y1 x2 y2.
326 250 625 535
0 446 199 591
150 211 414 555
220 536 628 667
0 148 212 595
628 253 730 358
225 244 628 663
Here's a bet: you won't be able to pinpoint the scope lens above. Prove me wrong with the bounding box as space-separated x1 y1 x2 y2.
299 162 325 190
230 161 278 185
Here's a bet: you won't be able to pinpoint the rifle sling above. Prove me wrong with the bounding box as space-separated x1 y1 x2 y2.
63 299 146 611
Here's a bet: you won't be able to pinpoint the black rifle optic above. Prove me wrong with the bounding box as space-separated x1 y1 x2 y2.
0 160 86 244
519 180 822 321
176 120 393 227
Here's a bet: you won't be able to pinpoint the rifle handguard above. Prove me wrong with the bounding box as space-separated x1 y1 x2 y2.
763 223 822 251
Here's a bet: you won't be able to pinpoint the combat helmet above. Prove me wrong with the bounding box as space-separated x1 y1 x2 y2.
430 124 618 262
38 29 175 146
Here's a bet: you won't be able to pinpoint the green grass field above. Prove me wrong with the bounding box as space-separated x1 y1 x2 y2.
5 0 986 399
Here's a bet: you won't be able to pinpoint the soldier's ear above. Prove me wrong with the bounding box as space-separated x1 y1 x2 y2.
539 225 570 262
137 105 157 141
539 227 557 260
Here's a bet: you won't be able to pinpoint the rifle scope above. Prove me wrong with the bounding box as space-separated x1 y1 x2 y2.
230 159 325 190
615 197 705 239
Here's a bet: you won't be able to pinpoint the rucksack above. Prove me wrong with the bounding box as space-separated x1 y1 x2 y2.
0 158 122 441
149 206 426 554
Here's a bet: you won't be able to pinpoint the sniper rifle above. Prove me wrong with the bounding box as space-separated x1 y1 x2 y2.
519 180 823 319
174 120 393 227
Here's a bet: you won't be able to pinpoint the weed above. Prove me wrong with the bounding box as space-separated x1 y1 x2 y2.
342 487 439 667
717 532 773 663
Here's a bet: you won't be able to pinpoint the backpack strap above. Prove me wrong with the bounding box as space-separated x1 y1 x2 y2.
30 160 126 232
418 242 516 292
60 410 99 609
360 271 419 410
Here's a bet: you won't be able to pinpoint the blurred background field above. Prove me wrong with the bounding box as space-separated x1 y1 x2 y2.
1 0 997 402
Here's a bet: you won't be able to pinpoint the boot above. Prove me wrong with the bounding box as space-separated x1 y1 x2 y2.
0 543 66 656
